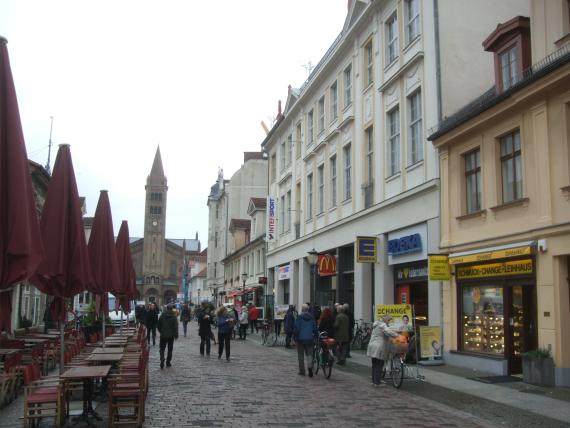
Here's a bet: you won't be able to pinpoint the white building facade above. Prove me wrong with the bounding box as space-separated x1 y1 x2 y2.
263 0 529 328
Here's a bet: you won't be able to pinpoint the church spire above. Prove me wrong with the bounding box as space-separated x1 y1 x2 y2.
150 145 164 180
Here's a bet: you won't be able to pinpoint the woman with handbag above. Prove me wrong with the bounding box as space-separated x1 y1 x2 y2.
366 314 399 387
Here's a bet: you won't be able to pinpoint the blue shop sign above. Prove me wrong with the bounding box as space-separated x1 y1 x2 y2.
388 233 422 256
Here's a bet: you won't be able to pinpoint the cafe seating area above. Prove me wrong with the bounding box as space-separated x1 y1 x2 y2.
0 322 149 427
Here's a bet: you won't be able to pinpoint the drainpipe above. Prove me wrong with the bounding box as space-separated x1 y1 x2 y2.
434 0 443 123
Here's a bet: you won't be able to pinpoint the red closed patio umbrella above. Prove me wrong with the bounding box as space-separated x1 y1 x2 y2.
0 37 44 332
87 190 120 344
115 221 137 314
115 221 137 332
30 144 93 372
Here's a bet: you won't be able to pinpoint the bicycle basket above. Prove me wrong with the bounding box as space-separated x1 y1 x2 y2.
387 338 409 354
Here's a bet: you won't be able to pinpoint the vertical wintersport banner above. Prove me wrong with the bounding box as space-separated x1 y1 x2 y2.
266 196 277 242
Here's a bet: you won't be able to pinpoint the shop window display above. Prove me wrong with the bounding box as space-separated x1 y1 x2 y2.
462 286 504 355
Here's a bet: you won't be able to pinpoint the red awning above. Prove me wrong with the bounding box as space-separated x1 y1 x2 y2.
227 290 240 297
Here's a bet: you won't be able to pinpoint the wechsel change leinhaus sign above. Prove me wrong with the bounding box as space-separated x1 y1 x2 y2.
457 259 533 280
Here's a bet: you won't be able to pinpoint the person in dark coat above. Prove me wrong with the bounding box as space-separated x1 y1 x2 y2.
333 305 350 365
198 305 213 356
344 303 355 358
145 303 159 345
135 304 146 328
294 304 318 377
216 306 234 361
157 304 179 369
180 304 191 337
283 305 296 348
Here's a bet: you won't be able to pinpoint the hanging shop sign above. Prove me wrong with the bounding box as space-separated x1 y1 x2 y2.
428 255 451 280
419 326 442 359
394 263 428 282
448 245 532 265
456 259 533 280
274 304 289 320
356 236 377 263
266 196 277 242
277 264 290 280
318 254 337 277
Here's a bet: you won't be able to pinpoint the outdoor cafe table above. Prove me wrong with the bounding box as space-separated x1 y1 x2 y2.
60 365 111 423
22 338 49 344
0 349 20 360
86 354 123 364
92 347 124 354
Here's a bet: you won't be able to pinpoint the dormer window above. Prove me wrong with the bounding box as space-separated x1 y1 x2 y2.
483 16 531 94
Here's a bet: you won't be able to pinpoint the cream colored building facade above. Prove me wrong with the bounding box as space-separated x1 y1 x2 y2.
430 1 570 385
263 0 528 326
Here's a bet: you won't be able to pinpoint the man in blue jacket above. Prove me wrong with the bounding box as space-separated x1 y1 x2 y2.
294 304 318 377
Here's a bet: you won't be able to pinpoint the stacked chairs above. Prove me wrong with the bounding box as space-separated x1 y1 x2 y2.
107 337 149 427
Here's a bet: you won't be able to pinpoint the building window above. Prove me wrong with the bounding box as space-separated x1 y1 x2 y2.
462 285 504 355
343 144 352 200
386 13 398 64
271 154 276 182
406 0 420 44
280 195 285 234
344 64 352 108
307 173 313 219
295 123 302 159
215 232 218 248
388 107 400 176
364 39 374 87
500 130 523 203
500 45 519 91
330 156 337 208
170 261 177 276
365 126 374 184
464 149 482 213
287 134 292 166
150 206 162 215
330 82 338 122
280 141 286 171
317 164 324 214
286 190 292 231
318 96 325 133
216 204 219 219
214 262 217 278
307 110 314 146
408 91 423 165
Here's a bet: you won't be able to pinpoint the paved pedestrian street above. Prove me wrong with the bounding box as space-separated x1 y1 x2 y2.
144 327 491 428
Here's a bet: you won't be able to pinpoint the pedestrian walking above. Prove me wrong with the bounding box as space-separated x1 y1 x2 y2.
239 306 249 340
344 303 355 358
333 305 350 365
367 314 399 386
293 304 317 377
135 304 146 328
318 307 335 338
145 303 159 345
180 304 191 337
216 306 233 361
198 304 213 356
157 304 179 369
248 304 259 334
284 305 296 348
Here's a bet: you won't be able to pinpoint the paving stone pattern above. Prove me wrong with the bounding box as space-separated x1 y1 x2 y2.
144 325 492 428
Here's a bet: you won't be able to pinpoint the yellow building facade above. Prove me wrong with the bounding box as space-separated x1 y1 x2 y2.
430 2 570 386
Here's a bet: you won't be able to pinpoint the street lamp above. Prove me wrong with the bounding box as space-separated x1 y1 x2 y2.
241 272 248 308
306 249 318 306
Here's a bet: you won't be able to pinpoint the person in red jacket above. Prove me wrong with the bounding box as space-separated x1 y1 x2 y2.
248 304 259 334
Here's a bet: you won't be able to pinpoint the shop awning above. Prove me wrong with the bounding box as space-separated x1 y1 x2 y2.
448 241 534 265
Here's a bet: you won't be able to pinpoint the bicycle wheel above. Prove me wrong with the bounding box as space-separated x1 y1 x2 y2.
352 333 362 350
261 329 268 345
268 332 277 347
312 346 320 375
322 349 333 379
391 354 404 388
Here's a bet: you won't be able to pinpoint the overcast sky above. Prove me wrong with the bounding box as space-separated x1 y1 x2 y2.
0 0 347 245
0 0 347 248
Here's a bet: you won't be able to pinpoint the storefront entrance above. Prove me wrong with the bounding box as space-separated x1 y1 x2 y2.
394 262 428 326
457 258 536 374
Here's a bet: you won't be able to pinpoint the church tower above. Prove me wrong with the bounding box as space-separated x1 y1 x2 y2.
142 146 167 303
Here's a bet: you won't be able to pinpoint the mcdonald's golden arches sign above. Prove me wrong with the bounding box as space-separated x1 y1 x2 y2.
318 254 337 277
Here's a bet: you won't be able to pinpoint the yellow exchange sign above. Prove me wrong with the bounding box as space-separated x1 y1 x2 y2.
456 259 533 280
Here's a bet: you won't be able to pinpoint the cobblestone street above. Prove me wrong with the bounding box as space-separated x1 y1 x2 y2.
143 326 492 428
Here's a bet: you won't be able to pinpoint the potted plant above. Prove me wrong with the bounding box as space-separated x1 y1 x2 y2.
522 347 555 386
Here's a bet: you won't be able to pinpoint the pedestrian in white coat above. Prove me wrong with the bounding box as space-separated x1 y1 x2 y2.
366 314 399 386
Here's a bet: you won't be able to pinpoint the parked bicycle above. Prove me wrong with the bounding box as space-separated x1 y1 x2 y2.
382 334 411 388
352 319 372 350
312 331 335 379
261 321 277 346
